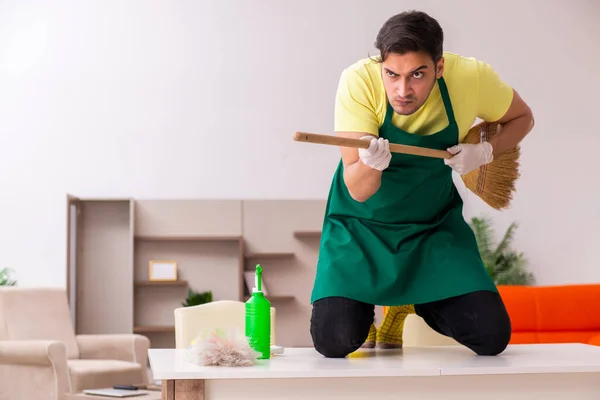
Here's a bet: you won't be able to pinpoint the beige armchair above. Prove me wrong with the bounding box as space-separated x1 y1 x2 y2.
0 287 150 400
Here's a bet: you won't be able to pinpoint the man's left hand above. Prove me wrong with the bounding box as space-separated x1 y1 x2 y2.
443 142 493 175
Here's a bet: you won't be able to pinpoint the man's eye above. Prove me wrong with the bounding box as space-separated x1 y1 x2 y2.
413 72 423 79
386 71 396 77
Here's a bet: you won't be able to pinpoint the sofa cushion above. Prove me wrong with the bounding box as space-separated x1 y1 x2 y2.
537 331 600 344
0 288 80 359
497 286 538 332
589 334 600 346
499 284 600 333
511 331 600 345
535 284 600 331
509 332 539 344
68 359 144 392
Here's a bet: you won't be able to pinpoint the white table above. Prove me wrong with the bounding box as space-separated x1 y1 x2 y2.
149 343 600 399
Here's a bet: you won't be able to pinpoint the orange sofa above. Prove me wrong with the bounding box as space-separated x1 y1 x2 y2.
497 284 600 346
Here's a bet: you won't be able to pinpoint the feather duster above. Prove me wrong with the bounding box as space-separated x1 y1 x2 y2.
187 328 261 367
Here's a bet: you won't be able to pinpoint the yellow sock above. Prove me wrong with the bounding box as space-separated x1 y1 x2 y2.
377 305 415 348
361 323 377 348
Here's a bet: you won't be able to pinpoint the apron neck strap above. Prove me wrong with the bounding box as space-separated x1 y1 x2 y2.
437 76 456 125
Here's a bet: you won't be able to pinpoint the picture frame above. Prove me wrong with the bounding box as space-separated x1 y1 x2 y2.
149 260 178 281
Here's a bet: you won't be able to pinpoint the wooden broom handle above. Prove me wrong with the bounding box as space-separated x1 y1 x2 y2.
293 132 451 159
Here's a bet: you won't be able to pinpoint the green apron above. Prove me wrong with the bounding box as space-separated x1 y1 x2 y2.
311 76 497 306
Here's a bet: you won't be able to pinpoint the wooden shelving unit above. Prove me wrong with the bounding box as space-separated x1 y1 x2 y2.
293 230 321 238
133 325 175 334
243 295 295 301
134 280 189 287
135 235 242 241
245 252 295 259
66 197 326 348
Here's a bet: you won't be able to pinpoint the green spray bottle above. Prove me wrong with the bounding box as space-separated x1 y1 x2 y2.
245 264 271 359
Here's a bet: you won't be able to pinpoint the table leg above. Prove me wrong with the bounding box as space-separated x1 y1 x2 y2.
162 379 205 400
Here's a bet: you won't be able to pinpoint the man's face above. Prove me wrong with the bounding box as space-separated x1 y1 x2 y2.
381 51 444 116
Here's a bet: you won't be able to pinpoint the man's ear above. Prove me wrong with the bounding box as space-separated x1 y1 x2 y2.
435 57 445 78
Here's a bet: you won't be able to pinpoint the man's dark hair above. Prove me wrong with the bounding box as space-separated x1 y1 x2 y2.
374 10 444 63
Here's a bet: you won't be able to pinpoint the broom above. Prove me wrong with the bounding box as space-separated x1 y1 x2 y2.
292 121 520 210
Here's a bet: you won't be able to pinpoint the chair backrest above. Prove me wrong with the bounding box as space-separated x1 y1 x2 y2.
0 287 80 358
173 300 276 349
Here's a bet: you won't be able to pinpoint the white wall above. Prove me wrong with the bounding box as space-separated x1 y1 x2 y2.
0 0 598 288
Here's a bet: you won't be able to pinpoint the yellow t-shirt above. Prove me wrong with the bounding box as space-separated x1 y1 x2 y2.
334 52 514 141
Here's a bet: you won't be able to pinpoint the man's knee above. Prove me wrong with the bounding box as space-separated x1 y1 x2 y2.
310 297 373 358
472 314 512 356
436 291 512 356
312 332 360 358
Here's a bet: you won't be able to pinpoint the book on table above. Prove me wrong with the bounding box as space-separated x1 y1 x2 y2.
82 388 149 398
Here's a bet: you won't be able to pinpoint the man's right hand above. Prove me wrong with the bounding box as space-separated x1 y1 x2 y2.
337 132 387 203
358 136 392 171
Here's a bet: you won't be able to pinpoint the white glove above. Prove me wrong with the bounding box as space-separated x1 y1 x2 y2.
358 136 391 171
444 142 494 175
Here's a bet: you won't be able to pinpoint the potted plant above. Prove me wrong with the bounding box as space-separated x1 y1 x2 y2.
0 268 17 286
182 289 212 307
468 216 535 285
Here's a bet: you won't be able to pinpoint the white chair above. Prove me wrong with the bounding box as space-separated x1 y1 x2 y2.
173 300 276 349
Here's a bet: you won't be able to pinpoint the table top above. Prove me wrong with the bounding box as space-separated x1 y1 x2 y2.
148 343 600 380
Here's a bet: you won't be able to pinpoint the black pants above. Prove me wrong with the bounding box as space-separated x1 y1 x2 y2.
310 290 511 358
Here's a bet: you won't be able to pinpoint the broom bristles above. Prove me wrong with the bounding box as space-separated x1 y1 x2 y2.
460 122 520 210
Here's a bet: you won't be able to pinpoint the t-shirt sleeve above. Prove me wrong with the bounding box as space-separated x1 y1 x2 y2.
476 60 514 122
334 68 380 136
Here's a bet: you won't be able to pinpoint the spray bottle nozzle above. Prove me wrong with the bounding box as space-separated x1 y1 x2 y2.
254 264 263 293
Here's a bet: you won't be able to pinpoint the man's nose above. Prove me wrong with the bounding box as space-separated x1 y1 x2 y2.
396 80 411 98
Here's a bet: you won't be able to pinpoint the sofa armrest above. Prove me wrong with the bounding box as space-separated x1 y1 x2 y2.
0 340 70 400
76 334 150 365
588 334 600 346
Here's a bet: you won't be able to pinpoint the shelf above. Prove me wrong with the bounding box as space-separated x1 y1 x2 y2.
244 295 295 302
245 252 295 259
133 325 175 333
134 235 242 241
69 197 327 348
134 280 188 287
293 230 321 238
75 197 133 202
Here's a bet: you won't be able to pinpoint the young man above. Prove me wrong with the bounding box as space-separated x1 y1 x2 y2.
309 10 534 358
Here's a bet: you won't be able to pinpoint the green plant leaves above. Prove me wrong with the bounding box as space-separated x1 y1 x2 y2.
469 217 494 262
182 289 212 307
0 268 17 286
468 217 535 286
